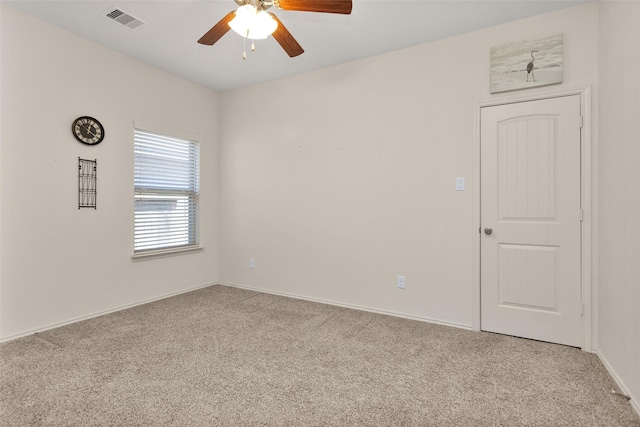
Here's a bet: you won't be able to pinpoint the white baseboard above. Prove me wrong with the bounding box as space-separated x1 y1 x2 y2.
0 282 215 343
217 281 473 331
594 349 640 417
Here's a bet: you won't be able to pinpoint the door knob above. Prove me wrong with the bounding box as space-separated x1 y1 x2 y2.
484 227 493 235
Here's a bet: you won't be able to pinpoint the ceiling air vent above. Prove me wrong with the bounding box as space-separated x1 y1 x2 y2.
105 8 145 30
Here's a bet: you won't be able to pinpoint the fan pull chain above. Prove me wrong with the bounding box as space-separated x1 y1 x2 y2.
241 32 257 60
243 30 248 60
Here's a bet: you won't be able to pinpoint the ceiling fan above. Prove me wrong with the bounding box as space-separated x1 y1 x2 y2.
197 0 353 58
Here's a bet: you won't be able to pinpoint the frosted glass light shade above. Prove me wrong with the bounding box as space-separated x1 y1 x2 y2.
229 5 278 40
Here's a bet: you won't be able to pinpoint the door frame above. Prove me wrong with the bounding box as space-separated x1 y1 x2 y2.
472 86 594 351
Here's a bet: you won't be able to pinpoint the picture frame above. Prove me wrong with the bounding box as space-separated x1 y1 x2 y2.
490 33 563 94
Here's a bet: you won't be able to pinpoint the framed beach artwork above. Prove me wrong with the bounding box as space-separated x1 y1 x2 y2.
490 34 563 94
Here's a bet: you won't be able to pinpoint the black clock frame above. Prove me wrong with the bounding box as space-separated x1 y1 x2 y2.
72 116 105 145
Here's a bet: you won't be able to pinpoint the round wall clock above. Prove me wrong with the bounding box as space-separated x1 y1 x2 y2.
72 116 104 145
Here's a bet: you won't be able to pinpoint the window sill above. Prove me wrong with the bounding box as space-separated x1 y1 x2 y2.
131 246 203 262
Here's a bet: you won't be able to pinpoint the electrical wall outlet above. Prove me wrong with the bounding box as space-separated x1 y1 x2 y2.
397 275 406 289
249 258 256 269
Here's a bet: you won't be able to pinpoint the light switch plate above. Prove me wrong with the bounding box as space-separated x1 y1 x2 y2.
456 177 465 191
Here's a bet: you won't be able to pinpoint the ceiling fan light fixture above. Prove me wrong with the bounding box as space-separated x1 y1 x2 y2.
229 4 278 40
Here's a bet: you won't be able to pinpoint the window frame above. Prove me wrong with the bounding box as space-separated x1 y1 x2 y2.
132 122 202 260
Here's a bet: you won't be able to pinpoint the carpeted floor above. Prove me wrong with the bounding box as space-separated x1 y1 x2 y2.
1 285 638 426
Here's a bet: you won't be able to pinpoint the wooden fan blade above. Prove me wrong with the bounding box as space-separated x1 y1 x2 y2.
197 11 235 45
270 14 304 57
276 0 352 14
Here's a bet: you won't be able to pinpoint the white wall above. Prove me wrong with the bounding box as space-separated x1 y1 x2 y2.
2 0 638 414
218 4 599 327
598 0 640 408
0 6 219 340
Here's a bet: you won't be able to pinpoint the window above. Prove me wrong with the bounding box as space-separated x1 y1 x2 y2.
134 128 200 255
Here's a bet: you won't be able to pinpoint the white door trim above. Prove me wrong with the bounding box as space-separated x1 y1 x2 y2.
472 86 594 351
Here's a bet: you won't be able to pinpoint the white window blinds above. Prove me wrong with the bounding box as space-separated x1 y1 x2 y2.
134 129 200 254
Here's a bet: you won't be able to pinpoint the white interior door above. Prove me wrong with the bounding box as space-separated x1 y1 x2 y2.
480 95 582 347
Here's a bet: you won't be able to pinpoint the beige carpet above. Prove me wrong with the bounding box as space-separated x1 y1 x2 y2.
1 285 638 426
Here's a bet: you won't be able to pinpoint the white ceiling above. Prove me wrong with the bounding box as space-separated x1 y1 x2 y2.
5 0 590 92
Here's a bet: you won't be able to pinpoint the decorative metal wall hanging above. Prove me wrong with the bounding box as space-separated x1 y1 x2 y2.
78 158 97 209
